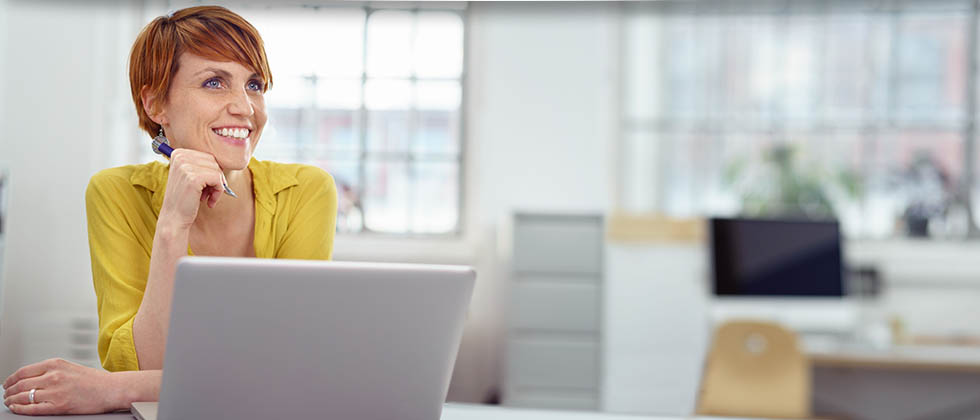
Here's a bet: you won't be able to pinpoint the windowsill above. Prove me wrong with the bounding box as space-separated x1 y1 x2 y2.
848 237 980 256
847 238 980 287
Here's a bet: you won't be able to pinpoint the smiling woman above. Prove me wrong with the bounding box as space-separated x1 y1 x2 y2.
1 5 338 416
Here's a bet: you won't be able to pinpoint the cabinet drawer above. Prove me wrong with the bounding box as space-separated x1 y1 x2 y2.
511 282 599 333
507 338 599 389
513 215 603 275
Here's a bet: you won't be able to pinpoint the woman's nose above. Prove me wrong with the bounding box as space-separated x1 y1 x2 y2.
227 89 255 116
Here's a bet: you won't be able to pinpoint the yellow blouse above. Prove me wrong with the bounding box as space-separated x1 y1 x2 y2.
86 158 337 372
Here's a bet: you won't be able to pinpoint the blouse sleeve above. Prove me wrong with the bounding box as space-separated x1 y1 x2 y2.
276 166 338 260
86 172 151 372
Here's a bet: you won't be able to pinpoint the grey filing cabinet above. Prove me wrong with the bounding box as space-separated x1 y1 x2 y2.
504 213 604 410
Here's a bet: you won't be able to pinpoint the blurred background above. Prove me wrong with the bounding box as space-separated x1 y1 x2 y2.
3 0 980 419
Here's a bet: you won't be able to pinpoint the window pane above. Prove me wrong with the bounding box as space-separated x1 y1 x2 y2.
313 9 367 78
263 76 315 161
414 109 459 156
410 161 458 233
662 17 709 122
366 80 411 152
415 81 461 110
661 134 722 217
363 161 409 233
895 13 968 124
246 9 365 79
259 107 307 162
621 131 662 213
623 13 663 121
414 81 461 156
365 79 411 109
243 6 465 236
316 78 361 110
367 110 410 153
620 4 972 239
871 130 964 238
824 14 891 124
316 110 360 155
778 17 819 125
321 160 363 233
266 76 313 109
367 10 413 78
725 16 778 126
315 79 362 155
414 12 464 78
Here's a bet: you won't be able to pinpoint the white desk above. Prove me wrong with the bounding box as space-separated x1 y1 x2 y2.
809 344 980 372
809 346 980 420
0 404 769 420
440 404 763 419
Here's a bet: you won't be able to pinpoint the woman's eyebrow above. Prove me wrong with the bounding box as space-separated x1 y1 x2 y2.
194 67 232 78
194 68 262 81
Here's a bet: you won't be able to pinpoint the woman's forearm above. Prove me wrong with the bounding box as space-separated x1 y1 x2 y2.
108 369 162 410
132 221 190 370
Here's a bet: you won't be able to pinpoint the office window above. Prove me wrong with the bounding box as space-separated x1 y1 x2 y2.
241 5 464 235
620 0 978 239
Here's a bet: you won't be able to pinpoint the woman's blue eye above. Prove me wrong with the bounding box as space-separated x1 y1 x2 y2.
204 78 222 88
248 80 264 91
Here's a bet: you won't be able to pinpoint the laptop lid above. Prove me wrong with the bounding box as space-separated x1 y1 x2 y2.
157 257 476 420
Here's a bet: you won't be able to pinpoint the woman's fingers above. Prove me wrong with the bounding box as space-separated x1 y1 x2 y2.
3 374 43 399
183 168 224 192
3 389 27 406
3 362 48 389
7 401 57 416
200 186 221 208
169 148 221 170
163 148 227 222
3 388 47 408
207 187 221 208
3 359 118 415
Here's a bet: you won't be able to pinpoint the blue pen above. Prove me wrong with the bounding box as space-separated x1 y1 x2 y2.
152 135 238 198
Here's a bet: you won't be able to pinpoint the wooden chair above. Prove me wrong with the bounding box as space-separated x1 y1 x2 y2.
696 320 811 419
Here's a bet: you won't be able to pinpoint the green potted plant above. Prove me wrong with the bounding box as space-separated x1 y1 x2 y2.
724 143 861 221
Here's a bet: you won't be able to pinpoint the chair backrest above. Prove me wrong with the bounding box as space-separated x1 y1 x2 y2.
696 319 811 419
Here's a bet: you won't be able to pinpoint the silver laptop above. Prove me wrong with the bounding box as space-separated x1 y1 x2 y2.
132 257 475 420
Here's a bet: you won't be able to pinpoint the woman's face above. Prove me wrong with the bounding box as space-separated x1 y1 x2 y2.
155 53 267 171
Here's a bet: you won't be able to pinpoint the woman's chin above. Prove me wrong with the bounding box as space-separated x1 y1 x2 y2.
217 155 251 171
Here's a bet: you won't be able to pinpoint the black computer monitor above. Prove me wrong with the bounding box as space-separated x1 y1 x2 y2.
710 217 844 297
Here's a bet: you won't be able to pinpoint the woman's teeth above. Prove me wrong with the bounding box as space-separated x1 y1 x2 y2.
214 128 250 139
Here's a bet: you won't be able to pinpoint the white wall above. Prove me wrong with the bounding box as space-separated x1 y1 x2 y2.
0 0 619 404
460 2 617 402
0 0 145 377
468 3 616 223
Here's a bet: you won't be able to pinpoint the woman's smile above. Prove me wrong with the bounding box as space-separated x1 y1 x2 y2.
211 126 251 147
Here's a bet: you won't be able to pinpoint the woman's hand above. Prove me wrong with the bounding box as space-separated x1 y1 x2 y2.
161 148 227 229
2 358 127 415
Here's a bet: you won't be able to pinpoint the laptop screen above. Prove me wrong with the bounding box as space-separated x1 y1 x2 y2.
710 217 844 297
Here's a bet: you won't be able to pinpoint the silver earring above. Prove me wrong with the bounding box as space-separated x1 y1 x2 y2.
151 127 170 156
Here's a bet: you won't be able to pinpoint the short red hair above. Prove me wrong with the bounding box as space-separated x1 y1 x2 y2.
129 5 273 138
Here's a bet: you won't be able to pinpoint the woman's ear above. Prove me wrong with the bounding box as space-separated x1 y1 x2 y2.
140 85 167 126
